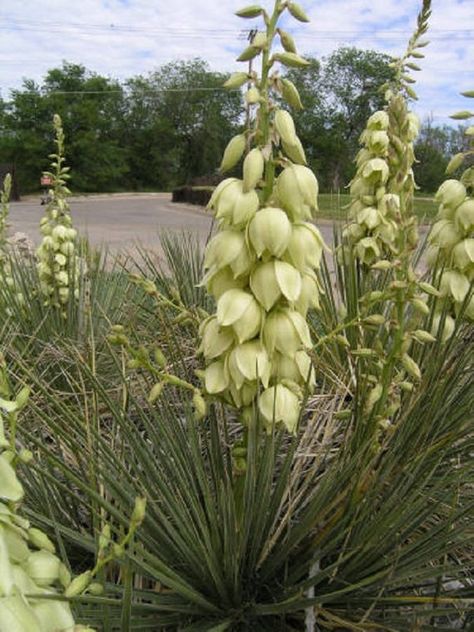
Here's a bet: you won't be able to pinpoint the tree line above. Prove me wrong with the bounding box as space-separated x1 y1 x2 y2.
0 49 466 195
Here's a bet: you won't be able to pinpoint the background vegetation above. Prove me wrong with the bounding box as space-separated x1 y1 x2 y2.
0 49 467 196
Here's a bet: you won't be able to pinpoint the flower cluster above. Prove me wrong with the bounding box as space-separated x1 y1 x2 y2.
37 115 79 315
344 99 420 264
199 1 324 433
0 359 91 632
0 175 26 313
427 95 474 333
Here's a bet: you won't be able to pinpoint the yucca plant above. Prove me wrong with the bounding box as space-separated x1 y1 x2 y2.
4 1 473 631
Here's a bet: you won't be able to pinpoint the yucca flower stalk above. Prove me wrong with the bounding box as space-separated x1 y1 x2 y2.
0 174 25 313
200 0 325 435
0 354 83 632
427 93 474 333
338 0 441 446
36 115 79 317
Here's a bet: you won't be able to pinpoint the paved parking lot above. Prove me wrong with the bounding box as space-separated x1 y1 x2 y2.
9 192 339 251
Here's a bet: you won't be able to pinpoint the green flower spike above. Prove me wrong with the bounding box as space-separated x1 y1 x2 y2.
428 90 474 325
199 0 325 433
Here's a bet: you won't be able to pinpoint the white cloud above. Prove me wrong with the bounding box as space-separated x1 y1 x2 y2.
0 0 472 124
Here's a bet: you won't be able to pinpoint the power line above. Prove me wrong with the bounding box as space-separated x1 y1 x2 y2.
3 16 474 34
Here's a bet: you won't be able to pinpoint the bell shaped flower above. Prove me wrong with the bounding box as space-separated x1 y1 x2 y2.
204 266 248 299
368 130 390 154
228 341 270 389
367 110 389 131
452 238 474 272
295 272 321 315
248 207 292 257
354 237 381 265
455 198 474 233
271 350 315 386
214 180 260 227
250 260 301 310
23 550 61 587
439 269 470 303
275 165 318 220
204 360 229 394
435 180 466 209
263 307 311 355
258 384 300 433
361 158 389 185
198 316 234 359
217 289 262 342
429 219 462 250
285 222 326 271
204 230 254 278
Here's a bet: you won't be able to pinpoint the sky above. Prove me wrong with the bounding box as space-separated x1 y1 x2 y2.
0 0 472 126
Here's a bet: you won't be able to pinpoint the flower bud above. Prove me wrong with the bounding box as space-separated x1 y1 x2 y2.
242 148 264 192
193 391 207 420
148 382 164 404
278 28 297 53
259 384 300 433
220 134 246 172
245 87 260 104
281 78 303 110
65 570 92 597
282 137 307 165
131 496 147 525
235 5 263 18
223 72 249 89
274 109 298 146
24 550 61 587
28 528 56 554
248 207 292 257
401 354 421 381
276 165 318 220
273 52 310 68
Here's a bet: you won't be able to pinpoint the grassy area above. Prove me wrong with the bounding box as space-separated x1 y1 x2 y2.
318 192 438 222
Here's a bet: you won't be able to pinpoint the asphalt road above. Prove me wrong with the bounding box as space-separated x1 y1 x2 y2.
8 192 338 251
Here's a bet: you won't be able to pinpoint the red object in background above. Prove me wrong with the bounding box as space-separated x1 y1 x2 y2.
40 175 53 186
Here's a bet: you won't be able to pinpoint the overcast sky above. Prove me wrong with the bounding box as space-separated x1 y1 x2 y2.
1 0 472 125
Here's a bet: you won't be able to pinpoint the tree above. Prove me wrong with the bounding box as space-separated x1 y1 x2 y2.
125 59 243 190
0 63 128 193
414 119 467 192
285 47 394 190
